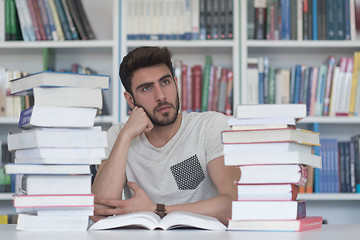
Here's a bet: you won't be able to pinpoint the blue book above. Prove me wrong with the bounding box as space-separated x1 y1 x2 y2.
335 0 345 40
326 0 336 40
344 0 351 40
313 123 320 193
293 65 302 104
281 0 290 40
312 0 318 40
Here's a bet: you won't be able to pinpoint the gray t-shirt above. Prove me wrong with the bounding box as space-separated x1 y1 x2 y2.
105 111 230 205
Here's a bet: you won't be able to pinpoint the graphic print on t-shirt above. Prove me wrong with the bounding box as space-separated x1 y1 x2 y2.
170 155 205 190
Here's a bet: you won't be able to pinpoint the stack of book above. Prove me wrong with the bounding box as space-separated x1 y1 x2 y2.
4 71 109 231
224 104 323 232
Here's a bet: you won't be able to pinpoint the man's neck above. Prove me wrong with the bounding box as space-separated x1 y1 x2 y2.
145 113 182 148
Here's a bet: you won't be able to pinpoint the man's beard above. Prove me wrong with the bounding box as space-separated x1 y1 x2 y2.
133 92 180 127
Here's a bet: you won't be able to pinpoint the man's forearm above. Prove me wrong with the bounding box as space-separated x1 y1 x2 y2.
91 132 132 200
166 194 234 225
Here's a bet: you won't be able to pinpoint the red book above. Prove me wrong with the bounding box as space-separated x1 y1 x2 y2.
228 216 323 232
181 64 188 112
191 65 202 112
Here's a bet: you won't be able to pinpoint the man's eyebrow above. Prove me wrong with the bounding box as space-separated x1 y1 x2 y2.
135 74 173 91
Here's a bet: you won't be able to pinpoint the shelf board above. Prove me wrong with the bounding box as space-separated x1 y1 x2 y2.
299 117 360 124
0 193 14 200
0 117 18 124
125 40 235 48
298 193 360 201
246 40 360 48
0 40 114 49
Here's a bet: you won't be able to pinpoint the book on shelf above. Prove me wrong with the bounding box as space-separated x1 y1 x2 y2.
236 184 296 201
20 174 92 195
225 151 322 169
89 211 226 231
33 87 103 109
234 104 306 119
8 126 107 150
227 216 322 232
4 163 90 175
16 213 89 231
14 147 105 162
18 105 97 129
221 128 320 145
13 194 94 208
10 71 109 95
65 0 94 40
237 164 308 185
231 200 306 221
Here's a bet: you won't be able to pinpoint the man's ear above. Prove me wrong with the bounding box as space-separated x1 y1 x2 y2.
124 91 135 109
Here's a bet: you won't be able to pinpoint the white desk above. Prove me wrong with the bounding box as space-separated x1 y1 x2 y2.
1 224 360 240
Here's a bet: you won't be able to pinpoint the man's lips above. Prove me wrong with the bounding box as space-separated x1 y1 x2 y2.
157 105 171 112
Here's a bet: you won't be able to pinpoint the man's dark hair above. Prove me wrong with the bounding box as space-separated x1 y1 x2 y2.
119 46 174 94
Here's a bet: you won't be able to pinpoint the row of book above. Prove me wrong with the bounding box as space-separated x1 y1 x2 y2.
247 52 360 117
224 104 323 231
0 65 105 118
174 57 233 115
4 71 109 231
249 0 360 41
0 214 17 224
301 137 360 194
0 143 15 193
126 0 233 41
0 0 95 42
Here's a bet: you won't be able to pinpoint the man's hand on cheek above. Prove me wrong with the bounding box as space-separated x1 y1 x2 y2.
122 106 154 140
93 181 156 219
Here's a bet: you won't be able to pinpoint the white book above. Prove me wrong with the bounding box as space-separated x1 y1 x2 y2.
14 194 94 208
234 104 306 119
4 164 91 175
14 157 102 165
329 66 340 116
17 207 94 216
236 184 294 201
89 211 226 231
33 87 103 109
19 0 36 41
18 106 97 129
20 174 92 195
15 147 106 161
227 116 297 126
10 71 110 95
224 151 322 169
17 214 89 231
14 0 30 41
8 127 107 150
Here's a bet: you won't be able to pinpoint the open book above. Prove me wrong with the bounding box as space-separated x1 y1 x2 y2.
88 211 226 231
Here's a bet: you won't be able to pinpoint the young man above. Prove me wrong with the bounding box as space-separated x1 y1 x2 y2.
91 46 240 225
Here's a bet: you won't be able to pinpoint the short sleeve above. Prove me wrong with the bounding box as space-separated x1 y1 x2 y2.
104 123 124 159
203 112 230 163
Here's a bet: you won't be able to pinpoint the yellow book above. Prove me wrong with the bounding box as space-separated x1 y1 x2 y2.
47 0 65 41
349 52 360 116
0 215 8 224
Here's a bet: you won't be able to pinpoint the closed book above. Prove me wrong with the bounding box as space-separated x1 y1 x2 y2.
231 200 306 221
234 104 306 119
237 164 308 185
227 116 297 126
8 127 107 150
14 194 94 208
20 174 92 195
236 184 295 201
227 216 322 232
10 71 109 95
32 87 103 109
223 141 312 155
221 128 320 145
18 106 97 129
14 147 106 161
225 152 321 169
15 157 102 165
4 164 90 175
16 214 89 231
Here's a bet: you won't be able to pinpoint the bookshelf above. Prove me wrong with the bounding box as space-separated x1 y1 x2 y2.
0 0 120 216
119 0 240 122
241 0 360 224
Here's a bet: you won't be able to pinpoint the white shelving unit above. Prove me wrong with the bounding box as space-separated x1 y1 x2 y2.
0 0 120 214
119 0 240 122
240 0 360 224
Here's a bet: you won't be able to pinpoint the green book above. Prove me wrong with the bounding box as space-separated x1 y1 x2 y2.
201 55 212 112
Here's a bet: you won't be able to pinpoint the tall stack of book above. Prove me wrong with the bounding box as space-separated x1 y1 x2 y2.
4 71 109 231
224 104 323 232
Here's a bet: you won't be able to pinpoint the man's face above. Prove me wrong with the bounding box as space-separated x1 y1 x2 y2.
128 64 180 126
